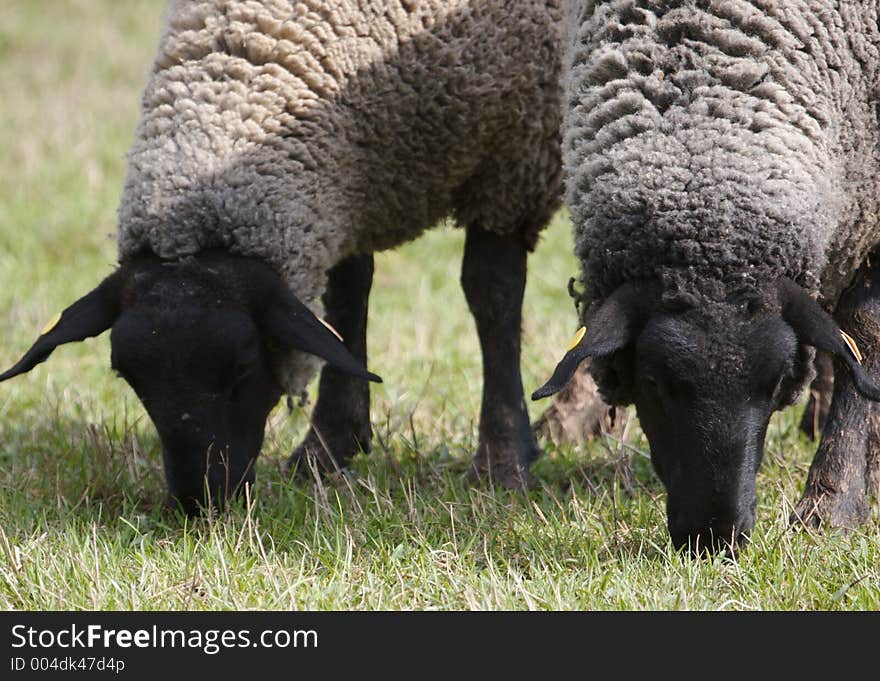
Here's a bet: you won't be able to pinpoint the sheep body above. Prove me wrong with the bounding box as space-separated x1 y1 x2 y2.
119 0 562 314
563 0 880 309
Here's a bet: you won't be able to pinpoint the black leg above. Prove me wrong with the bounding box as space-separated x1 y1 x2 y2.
866 413 880 501
460 226 538 488
792 257 880 528
288 254 374 475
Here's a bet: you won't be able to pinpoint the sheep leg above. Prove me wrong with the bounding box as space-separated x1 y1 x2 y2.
791 258 880 529
288 254 374 476
461 225 538 489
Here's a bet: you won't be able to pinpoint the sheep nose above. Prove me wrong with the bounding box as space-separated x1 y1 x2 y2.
670 519 751 557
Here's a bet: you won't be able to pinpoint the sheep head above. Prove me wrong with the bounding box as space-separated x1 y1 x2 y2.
0 251 381 514
534 279 880 554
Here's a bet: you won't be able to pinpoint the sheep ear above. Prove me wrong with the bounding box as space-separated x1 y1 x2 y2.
532 283 646 400
778 279 880 401
0 270 123 382
260 287 381 383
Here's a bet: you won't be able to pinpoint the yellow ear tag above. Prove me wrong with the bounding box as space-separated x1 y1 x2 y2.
41 312 62 336
841 330 863 364
318 317 344 342
567 326 587 352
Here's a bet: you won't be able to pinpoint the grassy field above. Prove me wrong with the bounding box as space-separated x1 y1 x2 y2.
0 0 877 611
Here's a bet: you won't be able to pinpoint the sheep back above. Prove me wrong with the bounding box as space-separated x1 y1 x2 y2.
118 0 563 303
563 0 880 309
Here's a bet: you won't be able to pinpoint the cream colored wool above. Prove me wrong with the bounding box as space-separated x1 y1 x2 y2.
119 0 562 301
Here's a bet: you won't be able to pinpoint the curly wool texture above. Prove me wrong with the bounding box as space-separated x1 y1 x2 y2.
563 0 880 308
116 0 562 393
118 0 562 300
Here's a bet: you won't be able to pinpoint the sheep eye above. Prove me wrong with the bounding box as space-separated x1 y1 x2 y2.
769 361 796 405
229 339 261 384
111 362 132 384
641 374 666 400
232 361 256 384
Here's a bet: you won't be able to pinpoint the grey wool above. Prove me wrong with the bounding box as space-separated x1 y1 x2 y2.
117 0 563 392
562 0 880 310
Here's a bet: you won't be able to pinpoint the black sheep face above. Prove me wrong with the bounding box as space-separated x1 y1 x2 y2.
0 251 380 515
627 304 808 554
109 291 282 514
534 280 880 556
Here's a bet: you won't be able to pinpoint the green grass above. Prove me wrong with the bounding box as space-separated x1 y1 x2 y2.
0 0 878 611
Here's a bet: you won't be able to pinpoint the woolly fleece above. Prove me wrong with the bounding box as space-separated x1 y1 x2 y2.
563 0 880 309
116 0 562 392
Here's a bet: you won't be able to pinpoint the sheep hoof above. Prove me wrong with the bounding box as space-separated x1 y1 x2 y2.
789 482 870 531
467 441 537 490
286 428 365 479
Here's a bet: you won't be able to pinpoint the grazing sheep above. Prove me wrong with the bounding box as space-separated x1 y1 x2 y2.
0 0 563 513
534 0 880 553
